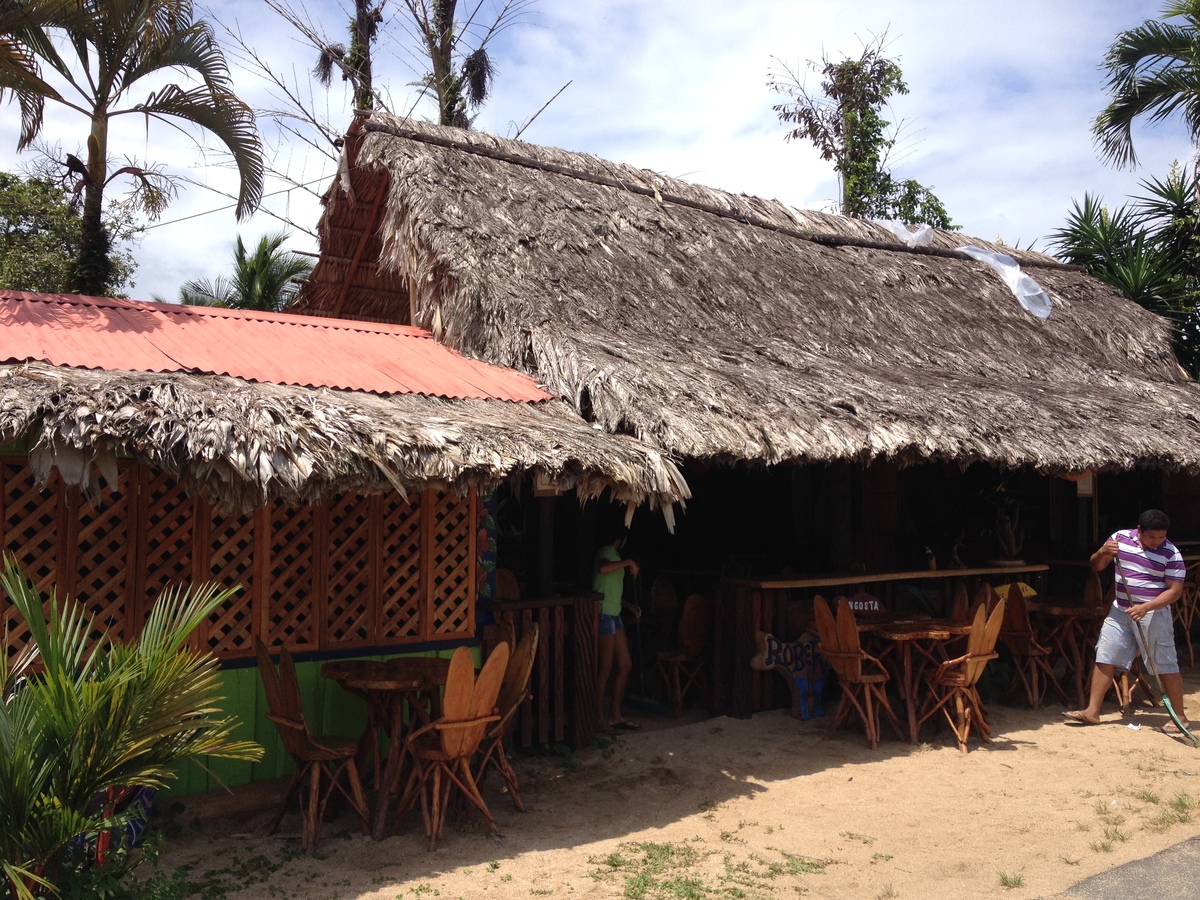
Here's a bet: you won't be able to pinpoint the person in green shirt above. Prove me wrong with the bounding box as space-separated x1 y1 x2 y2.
593 528 641 731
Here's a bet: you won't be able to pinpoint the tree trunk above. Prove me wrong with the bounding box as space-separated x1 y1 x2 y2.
351 0 374 111
68 119 113 295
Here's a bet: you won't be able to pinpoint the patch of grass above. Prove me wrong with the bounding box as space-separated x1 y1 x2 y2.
778 850 833 875
589 841 704 898
1169 792 1198 820
839 831 875 845
1059 854 1081 866
1103 824 1130 844
699 799 723 821
1134 789 1161 804
871 853 893 864
877 885 898 900
530 890 553 896
998 871 1024 889
487 860 501 872
1091 839 1114 853
1146 808 1181 833
186 848 297 899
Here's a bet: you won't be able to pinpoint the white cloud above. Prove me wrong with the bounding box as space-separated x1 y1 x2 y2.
0 0 1189 300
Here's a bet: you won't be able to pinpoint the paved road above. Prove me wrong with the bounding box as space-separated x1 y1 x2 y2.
1051 836 1200 899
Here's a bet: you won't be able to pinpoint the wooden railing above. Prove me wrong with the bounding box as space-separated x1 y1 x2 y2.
483 592 600 749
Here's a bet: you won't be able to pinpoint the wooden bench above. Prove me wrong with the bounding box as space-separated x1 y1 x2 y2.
750 631 829 721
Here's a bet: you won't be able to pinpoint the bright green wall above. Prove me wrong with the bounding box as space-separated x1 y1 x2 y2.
159 647 475 799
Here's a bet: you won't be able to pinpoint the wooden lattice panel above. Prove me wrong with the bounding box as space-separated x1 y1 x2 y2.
73 470 131 645
3 462 61 596
326 493 374 645
380 492 422 640
140 471 194 613
268 500 316 650
429 489 472 636
204 507 256 657
2 462 61 657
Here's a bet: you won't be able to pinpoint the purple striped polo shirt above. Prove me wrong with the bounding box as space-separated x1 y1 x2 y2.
1112 528 1186 606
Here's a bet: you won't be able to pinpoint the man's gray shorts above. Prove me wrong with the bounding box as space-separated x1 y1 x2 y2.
1095 604 1179 674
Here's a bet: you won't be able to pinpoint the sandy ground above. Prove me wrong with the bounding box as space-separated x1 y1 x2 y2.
158 675 1200 900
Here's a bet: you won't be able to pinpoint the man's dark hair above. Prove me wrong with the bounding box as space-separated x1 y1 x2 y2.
600 524 629 547
1139 509 1170 532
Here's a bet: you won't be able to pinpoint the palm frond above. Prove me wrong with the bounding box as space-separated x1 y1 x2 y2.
130 83 264 218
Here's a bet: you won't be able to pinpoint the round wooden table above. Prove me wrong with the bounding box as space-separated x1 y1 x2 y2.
867 620 971 744
321 656 451 840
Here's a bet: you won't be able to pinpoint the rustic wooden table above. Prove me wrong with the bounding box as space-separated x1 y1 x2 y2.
866 619 971 744
321 657 451 840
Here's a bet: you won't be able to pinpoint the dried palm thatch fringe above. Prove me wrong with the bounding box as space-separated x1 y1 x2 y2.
295 115 1200 474
0 362 689 519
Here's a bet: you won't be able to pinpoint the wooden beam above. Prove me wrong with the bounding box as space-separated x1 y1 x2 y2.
332 181 389 318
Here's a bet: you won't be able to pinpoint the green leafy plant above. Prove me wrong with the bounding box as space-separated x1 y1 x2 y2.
0 554 262 899
998 871 1024 889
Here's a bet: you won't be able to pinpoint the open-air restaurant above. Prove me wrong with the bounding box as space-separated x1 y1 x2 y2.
11 113 1200 900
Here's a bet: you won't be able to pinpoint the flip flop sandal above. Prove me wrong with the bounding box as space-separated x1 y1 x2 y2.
1062 710 1100 725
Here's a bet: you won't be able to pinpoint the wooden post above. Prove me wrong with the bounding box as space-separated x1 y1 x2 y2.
731 585 755 718
571 593 599 747
537 496 554 598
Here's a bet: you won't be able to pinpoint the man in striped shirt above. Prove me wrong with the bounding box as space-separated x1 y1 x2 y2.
1064 509 1187 731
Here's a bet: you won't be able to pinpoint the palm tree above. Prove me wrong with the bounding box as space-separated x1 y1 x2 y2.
0 555 261 899
1050 166 1200 374
400 0 532 128
1094 0 1200 168
0 0 264 296
179 231 314 312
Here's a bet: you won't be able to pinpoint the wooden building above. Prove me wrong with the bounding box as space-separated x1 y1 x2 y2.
0 290 688 791
292 115 1200 712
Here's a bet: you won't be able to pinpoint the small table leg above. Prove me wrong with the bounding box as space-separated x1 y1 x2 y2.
371 697 408 841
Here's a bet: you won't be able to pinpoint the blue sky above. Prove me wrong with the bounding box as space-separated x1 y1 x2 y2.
1 0 1192 301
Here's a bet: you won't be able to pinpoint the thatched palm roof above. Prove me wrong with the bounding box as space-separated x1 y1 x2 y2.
296 114 1200 473
0 361 688 513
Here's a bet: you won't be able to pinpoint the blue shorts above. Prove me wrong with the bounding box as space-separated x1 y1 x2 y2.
599 613 624 637
1095 604 1178 674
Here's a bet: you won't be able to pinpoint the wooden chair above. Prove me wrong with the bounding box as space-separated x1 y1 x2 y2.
254 638 370 853
846 590 882 614
949 581 971 624
495 568 521 602
812 594 902 749
475 623 540 811
918 597 1006 753
656 593 711 718
999 582 1068 708
1175 564 1200 667
650 575 679 618
397 644 508 850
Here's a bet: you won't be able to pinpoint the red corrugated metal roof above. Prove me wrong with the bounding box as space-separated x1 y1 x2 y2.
0 291 550 402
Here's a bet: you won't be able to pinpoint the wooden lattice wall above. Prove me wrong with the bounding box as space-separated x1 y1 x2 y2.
0 457 477 660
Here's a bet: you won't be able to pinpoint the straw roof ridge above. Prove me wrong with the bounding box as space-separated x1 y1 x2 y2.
361 115 1070 269
297 115 1200 473
0 362 689 513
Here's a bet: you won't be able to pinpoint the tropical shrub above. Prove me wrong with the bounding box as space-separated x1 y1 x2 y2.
0 555 262 899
